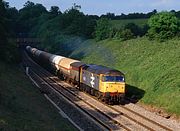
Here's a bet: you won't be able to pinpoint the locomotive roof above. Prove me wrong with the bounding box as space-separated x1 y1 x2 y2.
70 61 85 68
84 64 124 75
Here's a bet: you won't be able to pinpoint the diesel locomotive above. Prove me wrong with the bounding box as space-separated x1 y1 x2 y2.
26 46 125 103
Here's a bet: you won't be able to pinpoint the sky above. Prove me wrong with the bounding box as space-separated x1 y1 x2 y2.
5 0 180 15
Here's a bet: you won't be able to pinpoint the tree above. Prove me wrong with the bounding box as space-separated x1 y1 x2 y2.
124 23 142 37
50 6 61 15
95 18 110 41
146 9 157 18
18 2 47 32
148 11 180 40
23 1 34 8
6 7 19 32
72 3 81 10
100 12 115 19
0 0 8 58
58 6 96 38
0 0 20 63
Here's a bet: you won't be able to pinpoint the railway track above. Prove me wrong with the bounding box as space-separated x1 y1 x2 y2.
72 86 173 131
22 50 175 131
111 105 172 131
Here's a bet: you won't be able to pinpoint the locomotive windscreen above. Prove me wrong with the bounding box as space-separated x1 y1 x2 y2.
102 76 125 82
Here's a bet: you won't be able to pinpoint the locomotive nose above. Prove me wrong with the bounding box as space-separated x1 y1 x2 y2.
106 83 125 93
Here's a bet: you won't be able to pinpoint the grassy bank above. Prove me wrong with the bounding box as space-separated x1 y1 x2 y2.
69 37 180 116
0 61 77 131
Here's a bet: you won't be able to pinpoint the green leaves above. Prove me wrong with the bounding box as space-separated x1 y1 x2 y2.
148 11 180 41
95 18 111 41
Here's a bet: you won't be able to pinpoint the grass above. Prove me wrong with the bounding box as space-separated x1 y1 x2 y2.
0 61 77 131
110 18 148 28
69 37 180 116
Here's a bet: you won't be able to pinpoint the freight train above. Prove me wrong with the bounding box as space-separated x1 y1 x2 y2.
26 46 125 103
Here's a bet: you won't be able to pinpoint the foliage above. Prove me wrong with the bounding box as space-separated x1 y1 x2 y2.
100 9 157 20
108 23 143 41
16 1 180 44
50 6 61 16
0 0 20 63
109 20 149 40
148 11 180 41
124 23 143 37
0 0 8 57
108 28 118 38
17 1 47 32
115 29 134 40
110 19 148 29
61 8 96 37
6 7 19 32
26 5 96 55
95 18 111 41
24 3 96 40
105 19 149 41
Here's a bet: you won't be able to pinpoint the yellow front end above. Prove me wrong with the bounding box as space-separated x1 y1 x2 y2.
100 82 125 93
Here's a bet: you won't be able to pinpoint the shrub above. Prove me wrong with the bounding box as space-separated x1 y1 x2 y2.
124 23 142 37
109 28 118 38
95 18 110 41
148 11 180 41
114 28 134 40
120 29 134 40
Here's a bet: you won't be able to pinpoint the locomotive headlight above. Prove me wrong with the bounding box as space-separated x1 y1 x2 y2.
122 77 125 82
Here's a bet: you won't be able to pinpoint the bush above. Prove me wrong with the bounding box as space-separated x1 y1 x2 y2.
95 18 110 41
124 23 142 37
121 29 134 40
115 29 134 40
4 42 21 63
109 28 118 38
148 11 180 41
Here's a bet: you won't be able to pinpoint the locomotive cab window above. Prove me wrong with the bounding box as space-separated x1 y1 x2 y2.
102 76 124 82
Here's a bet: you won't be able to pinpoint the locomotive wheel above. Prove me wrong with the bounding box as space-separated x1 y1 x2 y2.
85 86 91 93
90 89 95 96
97 92 102 100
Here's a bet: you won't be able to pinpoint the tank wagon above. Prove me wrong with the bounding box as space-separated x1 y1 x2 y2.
26 46 125 103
